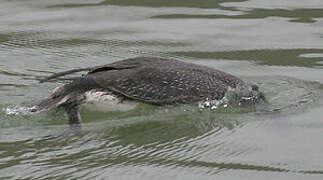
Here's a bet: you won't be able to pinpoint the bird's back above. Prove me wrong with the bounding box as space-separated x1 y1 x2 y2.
86 57 244 104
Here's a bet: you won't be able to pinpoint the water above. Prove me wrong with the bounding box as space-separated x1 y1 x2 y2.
1 0 323 179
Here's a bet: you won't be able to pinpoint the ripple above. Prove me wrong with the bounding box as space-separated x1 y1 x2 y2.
171 49 323 67
299 53 323 58
1 71 322 179
1 0 323 179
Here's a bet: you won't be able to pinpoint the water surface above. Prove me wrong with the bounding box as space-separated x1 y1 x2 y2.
1 0 323 179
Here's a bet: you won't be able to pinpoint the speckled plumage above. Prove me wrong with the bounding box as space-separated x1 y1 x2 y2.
38 57 245 109
35 57 249 138
87 57 244 104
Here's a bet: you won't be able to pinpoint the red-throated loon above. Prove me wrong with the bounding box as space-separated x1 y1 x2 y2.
34 57 265 139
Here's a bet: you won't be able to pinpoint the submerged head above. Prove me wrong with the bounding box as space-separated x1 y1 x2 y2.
198 84 266 110
233 84 266 107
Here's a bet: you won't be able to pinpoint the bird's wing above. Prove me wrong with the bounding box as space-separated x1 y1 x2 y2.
88 66 229 104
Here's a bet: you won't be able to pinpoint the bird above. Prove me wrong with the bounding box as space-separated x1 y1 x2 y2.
33 57 265 139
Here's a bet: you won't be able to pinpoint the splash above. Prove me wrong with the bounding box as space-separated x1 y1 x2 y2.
4 105 38 115
198 97 229 110
198 84 264 110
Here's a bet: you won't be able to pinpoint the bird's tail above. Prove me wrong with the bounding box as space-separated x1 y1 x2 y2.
32 86 71 113
34 76 99 113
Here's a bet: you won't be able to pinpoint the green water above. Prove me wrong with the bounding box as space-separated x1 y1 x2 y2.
1 0 323 179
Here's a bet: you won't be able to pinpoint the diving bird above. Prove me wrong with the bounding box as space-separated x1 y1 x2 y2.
34 57 265 139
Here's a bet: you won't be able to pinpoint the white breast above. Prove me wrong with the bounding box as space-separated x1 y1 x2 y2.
82 90 138 112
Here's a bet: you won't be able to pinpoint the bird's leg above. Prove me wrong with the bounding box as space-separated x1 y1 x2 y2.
40 104 82 141
65 104 82 127
62 104 82 135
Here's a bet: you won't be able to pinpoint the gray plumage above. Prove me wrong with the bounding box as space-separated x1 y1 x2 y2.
35 57 261 139
38 57 244 108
